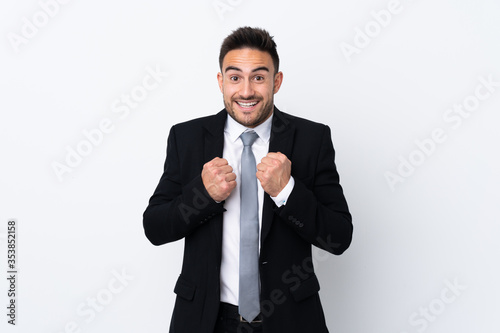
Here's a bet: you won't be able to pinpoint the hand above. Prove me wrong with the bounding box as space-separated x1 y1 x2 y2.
256 152 291 197
201 157 236 202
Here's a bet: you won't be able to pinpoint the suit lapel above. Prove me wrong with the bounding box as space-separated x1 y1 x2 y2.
203 109 226 161
261 107 295 245
203 110 227 255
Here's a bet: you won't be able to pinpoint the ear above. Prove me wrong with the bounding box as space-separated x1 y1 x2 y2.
217 72 224 93
273 71 283 94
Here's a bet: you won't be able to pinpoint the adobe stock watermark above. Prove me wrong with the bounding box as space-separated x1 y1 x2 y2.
212 0 244 21
339 0 417 63
51 64 168 182
243 235 341 330
55 268 134 333
399 278 467 333
385 74 499 191
7 0 73 54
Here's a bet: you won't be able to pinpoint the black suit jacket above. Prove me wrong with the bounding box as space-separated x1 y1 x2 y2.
143 107 353 333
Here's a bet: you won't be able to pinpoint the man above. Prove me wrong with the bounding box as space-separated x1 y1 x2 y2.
143 27 352 333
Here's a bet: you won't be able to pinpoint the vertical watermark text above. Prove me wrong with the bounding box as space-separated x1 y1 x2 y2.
6 219 18 325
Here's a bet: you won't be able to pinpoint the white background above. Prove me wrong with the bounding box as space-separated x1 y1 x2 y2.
1 0 499 332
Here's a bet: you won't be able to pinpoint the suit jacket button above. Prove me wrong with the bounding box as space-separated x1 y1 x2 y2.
299 223 304 227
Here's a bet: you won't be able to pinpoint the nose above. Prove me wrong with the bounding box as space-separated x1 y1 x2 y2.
239 79 254 99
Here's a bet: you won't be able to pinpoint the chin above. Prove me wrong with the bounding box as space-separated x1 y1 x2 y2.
237 117 258 127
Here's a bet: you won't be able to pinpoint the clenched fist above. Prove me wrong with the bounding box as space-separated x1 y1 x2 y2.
202 157 236 202
257 152 291 197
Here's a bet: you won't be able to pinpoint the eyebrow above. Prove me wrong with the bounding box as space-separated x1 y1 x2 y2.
224 66 270 73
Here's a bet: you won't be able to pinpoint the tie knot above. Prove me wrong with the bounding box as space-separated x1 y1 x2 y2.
240 131 259 147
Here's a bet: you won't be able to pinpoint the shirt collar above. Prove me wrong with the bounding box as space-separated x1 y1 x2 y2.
224 112 273 144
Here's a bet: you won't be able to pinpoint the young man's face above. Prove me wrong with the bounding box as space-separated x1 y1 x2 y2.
217 48 283 128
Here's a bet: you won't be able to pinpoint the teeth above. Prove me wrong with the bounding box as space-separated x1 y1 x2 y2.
237 101 257 107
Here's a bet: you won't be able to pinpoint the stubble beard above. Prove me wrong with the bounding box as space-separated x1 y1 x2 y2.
224 97 274 128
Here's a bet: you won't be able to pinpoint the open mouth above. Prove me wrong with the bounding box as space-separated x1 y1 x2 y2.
236 101 259 109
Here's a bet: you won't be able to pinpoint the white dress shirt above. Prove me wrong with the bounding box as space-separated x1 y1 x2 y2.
219 113 295 305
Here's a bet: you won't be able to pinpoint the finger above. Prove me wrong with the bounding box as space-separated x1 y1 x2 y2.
225 172 237 182
208 157 229 167
257 163 272 174
265 152 282 159
217 165 234 174
256 170 271 184
261 156 281 167
225 178 237 192
227 179 237 189
256 170 265 180
266 152 288 163
207 164 232 176
259 156 273 166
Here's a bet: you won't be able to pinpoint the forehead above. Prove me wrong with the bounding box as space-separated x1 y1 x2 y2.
222 48 274 72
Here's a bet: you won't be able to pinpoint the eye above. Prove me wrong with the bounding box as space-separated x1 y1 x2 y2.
254 75 264 81
229 76 239 82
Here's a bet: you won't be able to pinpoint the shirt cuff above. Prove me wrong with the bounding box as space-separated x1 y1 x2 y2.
271 176 295 207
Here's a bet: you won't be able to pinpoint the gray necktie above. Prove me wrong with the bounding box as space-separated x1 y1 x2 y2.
239 131 260 322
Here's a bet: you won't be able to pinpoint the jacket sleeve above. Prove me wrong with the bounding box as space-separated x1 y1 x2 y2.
276 125 353 254
143 126 225 246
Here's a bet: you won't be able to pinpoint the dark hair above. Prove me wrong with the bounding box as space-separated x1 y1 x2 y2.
219 27 280 74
